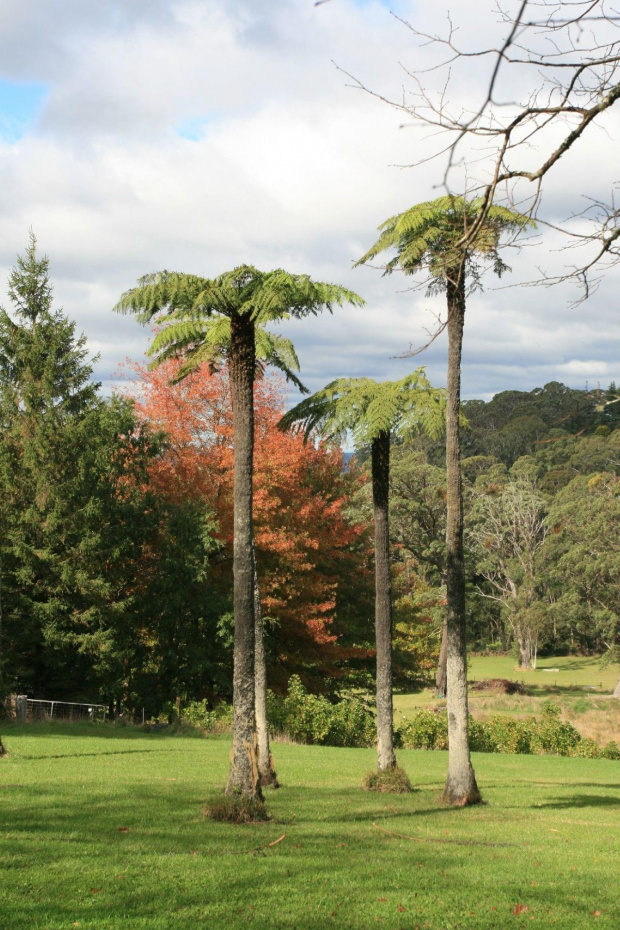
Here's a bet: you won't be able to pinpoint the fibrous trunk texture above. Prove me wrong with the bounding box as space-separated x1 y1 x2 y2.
436 620 448 698
372 431 396 771
442 269 481 807
226 312 261 799
253 550 278 788
518 634 533 670
613 673 620 700
0 736 6 757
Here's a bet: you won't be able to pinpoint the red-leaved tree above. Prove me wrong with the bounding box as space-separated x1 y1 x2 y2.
125 358 373 695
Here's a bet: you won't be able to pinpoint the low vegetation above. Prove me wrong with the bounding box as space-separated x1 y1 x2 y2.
1 723 620 929
361 765 413 794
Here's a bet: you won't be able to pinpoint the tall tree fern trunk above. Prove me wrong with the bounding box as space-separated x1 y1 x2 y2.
253 549 278 787
372 430 396 771
436 620 448 698
614 673 620 700
442 268 481 806
0 554 5 757
226 312 261 799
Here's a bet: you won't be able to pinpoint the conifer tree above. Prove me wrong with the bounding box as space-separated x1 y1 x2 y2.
0 236 170 719
357 196 532 805
116 266 363 799
280 370 444 775
0 233 101 715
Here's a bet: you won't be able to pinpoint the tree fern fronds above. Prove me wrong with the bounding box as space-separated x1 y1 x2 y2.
355 196 535 281
279 369 445 448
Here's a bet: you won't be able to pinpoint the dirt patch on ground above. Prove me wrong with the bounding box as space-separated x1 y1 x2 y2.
472 678 528 696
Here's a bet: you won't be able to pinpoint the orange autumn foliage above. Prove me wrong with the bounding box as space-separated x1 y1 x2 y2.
124 357 373 691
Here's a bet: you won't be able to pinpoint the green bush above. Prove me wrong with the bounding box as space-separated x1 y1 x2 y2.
602 740 620 760
532 702 581 756
268 676 375 748
182 700 233 733
397 710 448 750
396 702 617 760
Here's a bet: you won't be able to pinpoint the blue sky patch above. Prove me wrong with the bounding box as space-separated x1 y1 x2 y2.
175 116 211 142
0 79 49 144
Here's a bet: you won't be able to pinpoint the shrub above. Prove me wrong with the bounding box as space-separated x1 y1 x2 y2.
205 792 269 824
395 701 617 760
398 710 448 750
268 676 375 748
482 715 533 755
602 741 620 760
531 702 581 756
570 737 602 759
182 700 233 733
362 765 412 793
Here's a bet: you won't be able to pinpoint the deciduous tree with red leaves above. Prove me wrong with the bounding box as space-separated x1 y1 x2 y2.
125 355 374 697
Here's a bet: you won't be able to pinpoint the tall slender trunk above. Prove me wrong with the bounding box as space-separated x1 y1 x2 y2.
226 311 261 799
613 673 620 700
372 431 396 771
442 267 481 806
435 620 448 698
517 631 532 670
0 552 4 756
254 548 278 787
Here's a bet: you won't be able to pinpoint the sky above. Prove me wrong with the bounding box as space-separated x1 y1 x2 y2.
0 0 618 403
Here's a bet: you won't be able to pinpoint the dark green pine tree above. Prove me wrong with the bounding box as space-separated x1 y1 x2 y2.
0 233 100 708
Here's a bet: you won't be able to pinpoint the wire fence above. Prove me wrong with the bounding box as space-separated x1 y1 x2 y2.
25 698 106 723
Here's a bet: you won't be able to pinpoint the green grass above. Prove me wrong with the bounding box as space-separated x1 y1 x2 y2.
1 722 620 929
395 654 620 719
467 654 619 696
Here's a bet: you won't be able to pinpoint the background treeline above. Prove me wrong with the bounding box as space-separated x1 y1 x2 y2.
380 381 620 668
1 241 619 719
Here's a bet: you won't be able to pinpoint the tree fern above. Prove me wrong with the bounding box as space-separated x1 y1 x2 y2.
279 369 445 447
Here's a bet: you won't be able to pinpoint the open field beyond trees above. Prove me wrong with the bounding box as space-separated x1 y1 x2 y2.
394 655 620 747
1 723 620 930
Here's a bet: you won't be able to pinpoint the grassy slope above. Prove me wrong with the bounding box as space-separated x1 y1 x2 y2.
1 723 619 929
394 655 620 728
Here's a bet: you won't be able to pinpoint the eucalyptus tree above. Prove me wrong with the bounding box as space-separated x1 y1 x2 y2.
357 196 532 805
280 370 444 774
116 266 363 798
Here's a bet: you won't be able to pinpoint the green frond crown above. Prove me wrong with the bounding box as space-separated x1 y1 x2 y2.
115 264 363 387
355 196 535 283
279 369 446 448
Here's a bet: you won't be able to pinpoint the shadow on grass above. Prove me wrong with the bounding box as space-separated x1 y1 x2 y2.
1 721 211 741
20 747 178 760
538 793 620 809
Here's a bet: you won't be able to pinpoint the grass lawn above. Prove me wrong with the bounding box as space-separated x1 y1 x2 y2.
1 723 619 929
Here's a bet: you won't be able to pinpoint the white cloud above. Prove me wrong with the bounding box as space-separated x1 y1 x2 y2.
0 0 618 402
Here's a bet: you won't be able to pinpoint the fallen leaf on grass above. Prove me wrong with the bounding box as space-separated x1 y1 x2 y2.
89 889 101 894
513 904 529 915
378 898 387 902
117 827 129 833
397 906 406 912
592 911 601 917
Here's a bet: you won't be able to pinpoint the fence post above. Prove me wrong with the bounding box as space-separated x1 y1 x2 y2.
15 695 27 723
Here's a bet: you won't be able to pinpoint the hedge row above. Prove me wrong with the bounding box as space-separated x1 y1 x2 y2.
187 681 620 760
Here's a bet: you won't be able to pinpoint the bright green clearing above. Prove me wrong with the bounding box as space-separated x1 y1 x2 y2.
394 655 620 719
1 723 619 929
